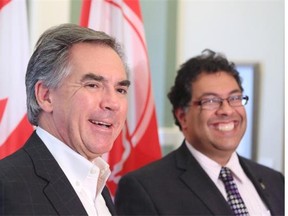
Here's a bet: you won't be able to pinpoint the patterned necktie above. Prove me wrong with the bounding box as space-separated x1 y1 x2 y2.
219 167 249 216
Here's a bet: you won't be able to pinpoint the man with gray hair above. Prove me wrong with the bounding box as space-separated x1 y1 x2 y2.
0 23 130 215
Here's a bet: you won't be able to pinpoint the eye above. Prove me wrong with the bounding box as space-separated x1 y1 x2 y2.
117 87 128 95
229 95 242 101
84 82 100 88
201 98 221 105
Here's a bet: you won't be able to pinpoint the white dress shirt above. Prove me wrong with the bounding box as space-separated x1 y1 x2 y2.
185 141 271 216
36 127 112 216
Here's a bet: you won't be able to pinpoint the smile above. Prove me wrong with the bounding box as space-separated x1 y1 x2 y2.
89 120 112 128
217 122 235 131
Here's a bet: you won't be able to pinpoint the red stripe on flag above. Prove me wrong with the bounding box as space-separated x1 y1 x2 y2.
0 114 33 159
105 0 145 49
0 0 10 10
79 0 91 27
105 0 142 21
0 98 8 122
123 0 142 20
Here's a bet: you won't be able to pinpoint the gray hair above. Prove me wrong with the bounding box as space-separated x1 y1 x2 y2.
25 23 128 126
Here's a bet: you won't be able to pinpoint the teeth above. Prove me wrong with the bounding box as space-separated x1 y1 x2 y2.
218 122 234 131
90 120 112 128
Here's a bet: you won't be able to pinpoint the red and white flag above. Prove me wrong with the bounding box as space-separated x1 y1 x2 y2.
0 0 33 159
80 0 162 195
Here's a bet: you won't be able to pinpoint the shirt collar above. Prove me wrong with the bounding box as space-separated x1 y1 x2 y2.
92 157 111 196
225 153 246 183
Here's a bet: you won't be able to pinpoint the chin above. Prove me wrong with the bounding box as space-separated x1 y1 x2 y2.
222 143 239 151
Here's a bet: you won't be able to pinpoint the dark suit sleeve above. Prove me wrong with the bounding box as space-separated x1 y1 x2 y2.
115 174 158 216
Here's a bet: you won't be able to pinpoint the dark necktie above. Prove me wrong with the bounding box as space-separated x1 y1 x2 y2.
219 167 249 216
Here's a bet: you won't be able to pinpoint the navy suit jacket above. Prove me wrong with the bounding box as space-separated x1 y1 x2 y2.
0 131 116 215
115 142 284 215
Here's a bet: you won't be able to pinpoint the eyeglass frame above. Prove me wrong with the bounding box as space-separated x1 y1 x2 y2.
190 95 249 110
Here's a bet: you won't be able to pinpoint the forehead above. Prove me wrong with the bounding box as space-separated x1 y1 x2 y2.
69 43 127 80
192 71 241 96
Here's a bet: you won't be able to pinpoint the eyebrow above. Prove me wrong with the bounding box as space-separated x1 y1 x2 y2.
81 73 130 87
199 89 242 98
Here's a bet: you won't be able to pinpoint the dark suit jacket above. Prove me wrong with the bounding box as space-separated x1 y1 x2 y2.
115 142 284 215
0 131 116 216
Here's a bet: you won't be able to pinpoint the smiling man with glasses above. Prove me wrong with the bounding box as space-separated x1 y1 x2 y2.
115 49 284 216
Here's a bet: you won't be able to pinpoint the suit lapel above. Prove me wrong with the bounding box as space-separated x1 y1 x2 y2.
24 132 87 215
102 186 116 215
238 156 276 215
175 143 233 215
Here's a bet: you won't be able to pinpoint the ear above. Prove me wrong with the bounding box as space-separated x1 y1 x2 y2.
175 108 187 130
35 81 53 112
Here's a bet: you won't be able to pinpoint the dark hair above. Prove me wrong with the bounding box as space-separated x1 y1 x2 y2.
167 49 243 130
26 23 128 126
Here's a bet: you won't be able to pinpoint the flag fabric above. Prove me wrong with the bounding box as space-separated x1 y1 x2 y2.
0 0 34 159
80 0 162 195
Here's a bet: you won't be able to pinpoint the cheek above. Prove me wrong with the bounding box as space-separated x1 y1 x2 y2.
236 108 247 124
121 100 128 116
242 109 247 120
241 111 247 129
62 97 91 124
193 110 210 125
75 90 98 110
191 112 213 136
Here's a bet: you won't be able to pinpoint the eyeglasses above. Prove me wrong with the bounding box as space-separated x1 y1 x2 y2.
191 95 249 110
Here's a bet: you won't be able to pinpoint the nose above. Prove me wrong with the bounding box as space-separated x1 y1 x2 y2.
100 89 120 111
215 99 234 115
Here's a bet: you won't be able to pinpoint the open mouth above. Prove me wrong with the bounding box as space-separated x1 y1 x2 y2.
217 122 235 131
89 120 112 128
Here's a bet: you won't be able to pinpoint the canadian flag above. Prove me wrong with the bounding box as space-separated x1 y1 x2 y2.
80 0 162 195
0 0 34 159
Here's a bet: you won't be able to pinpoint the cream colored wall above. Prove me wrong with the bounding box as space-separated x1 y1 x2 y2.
28 0 70 50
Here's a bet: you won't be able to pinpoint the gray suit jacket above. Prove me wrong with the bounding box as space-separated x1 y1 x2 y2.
0 131 116 215
115 142 284 215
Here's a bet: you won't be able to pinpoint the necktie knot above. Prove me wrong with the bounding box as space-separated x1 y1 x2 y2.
219 167 234 182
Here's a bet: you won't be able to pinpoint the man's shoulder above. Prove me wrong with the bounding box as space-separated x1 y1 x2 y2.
0 133 42 177
0 148 28 165
0 148 33 183
123 149 179 179
239 156 284 178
